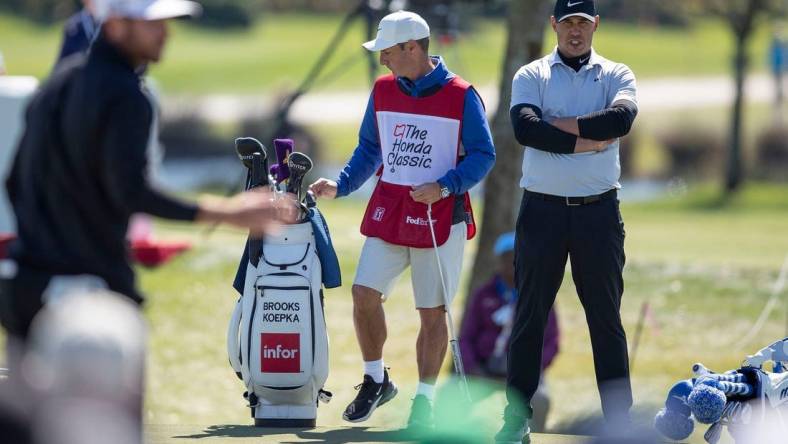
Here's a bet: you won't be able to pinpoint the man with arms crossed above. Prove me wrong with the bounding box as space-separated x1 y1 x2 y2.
496 1 637 442
311 10 495 430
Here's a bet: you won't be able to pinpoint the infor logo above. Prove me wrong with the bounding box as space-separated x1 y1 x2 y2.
261 333 300 373
373 207 386 221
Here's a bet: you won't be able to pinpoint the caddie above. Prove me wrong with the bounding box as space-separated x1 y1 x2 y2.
310 10 495 431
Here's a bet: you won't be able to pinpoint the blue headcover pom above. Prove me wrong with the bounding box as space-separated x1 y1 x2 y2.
688 384 726 424
654 408 694 441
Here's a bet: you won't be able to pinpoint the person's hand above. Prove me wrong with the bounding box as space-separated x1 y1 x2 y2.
574 138 615 154
410 182 442 205
197 189 298 236
309 178 338 200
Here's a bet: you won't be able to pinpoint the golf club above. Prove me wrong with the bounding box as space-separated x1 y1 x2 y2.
427 203 471 403
273 138 294 184
235 137 272 189
286 151 313 204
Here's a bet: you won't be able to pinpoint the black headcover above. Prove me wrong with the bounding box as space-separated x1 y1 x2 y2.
235 137 269 188
286 152 313 200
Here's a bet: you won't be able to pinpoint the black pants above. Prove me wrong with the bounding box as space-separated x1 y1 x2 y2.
506 190 632 420
0 266 50 341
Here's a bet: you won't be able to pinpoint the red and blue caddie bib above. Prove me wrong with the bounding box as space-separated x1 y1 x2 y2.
360 74 476 248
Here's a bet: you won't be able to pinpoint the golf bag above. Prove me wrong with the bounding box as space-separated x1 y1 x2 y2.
226 138 339 427
655 337 788 443
227 222 330 427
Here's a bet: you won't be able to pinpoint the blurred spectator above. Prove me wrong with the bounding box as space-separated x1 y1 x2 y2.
0 51 6 75
459 232 560 432
56 0 99 65
770 26 786 121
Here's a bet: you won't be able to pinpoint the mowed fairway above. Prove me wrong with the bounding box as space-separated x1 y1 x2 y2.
132 183 788 444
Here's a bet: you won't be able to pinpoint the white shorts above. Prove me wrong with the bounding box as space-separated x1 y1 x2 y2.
354 223 467 309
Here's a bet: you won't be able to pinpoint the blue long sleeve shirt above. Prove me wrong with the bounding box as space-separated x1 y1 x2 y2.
336 57 495 197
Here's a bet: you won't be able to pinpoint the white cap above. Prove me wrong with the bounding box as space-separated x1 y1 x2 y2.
93 0 202 22
362 10 430 52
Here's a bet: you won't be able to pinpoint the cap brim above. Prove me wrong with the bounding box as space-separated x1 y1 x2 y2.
558 12 596 22
362 38 396 52
143 0 203 20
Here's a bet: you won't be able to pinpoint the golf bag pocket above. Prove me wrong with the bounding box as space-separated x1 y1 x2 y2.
248 274 314 388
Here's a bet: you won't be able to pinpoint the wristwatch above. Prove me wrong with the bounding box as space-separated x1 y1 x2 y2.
440 186 451 199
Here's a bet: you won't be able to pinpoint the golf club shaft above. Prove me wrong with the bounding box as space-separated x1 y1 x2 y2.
427 203 471 403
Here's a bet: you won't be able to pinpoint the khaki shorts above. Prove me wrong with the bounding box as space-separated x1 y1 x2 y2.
354 223 467 309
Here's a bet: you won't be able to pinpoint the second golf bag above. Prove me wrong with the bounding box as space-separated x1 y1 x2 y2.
226 138 340 427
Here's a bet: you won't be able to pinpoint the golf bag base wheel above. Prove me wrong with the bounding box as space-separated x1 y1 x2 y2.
254 418 316 428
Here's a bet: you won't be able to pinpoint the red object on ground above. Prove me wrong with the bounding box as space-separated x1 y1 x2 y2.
0 233 16 259
130 239 191 268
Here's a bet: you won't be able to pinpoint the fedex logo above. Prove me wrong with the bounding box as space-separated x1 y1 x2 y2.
405 216 436 226
373 207 386 221
261 333 300 373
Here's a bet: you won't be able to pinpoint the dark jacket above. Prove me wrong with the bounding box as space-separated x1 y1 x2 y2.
6 34 197 302
459 275 559 377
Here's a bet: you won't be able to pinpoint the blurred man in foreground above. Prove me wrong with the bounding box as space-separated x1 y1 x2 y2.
0 0 294 356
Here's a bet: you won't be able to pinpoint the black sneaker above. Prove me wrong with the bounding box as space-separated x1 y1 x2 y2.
406 394 434 432
342 368 398 423
494 404 532 444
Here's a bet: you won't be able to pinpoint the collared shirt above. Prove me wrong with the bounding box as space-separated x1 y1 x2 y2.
336 56 495 198
511 47 637 197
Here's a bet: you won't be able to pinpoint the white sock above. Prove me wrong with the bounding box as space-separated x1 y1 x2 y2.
364 359 384 384
416 382 435 401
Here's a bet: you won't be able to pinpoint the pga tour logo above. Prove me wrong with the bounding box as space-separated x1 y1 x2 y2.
373 207 386 222
261 333 300 373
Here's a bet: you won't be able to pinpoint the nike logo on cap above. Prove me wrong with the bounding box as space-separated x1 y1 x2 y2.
567 0 584 6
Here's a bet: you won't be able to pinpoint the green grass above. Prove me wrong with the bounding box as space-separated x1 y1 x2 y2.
0 12 776 94
125 183 788 444
0 184 786 443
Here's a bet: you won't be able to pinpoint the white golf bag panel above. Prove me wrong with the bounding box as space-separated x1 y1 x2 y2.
227 301 243 376
228 221 329 423
760 371 788 409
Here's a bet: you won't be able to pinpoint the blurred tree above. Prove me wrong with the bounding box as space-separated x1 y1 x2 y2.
596 0 692 26
697 0 787 194
0 0 77 22
466 0 551 297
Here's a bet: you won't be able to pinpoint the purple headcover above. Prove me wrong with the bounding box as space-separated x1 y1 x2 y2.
273 139 293 183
